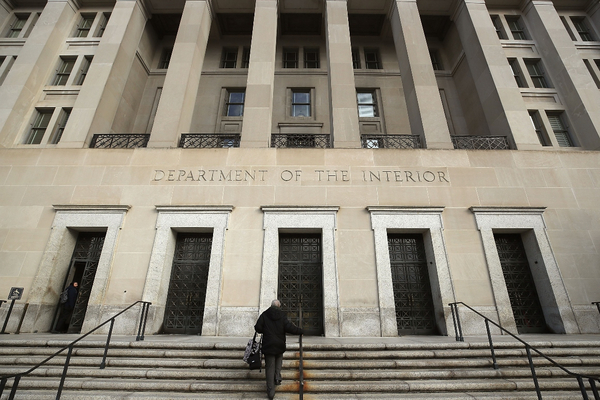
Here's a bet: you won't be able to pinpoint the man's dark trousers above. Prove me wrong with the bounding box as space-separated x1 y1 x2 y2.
264 353 283 398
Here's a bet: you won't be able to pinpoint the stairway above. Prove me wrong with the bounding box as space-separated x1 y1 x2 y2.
1 334 599 399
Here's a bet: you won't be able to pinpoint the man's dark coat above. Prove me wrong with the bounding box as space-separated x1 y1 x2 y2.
254 306 303 355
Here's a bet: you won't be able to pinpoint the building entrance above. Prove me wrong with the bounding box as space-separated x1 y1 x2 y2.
163 233 212 334
54 232 105 334
494 233 547 333
388 233 437 335
278 233 324 335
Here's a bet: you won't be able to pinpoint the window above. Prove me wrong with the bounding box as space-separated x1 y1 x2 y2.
75 14 95 38
0 56 16 85
158 48 172 69
76 56 92 85
52 57 76 86
25 110 53 144
364 48 382 69
429 50 443 70
291 90 311 117
304 48 319 68
352 48 361 69
6 14 28 38
491 15 507 39
525 60 549 88
547 113 573 147
283 48 299 68
529 111 548 146
571 17 594 41
220 47 238 68
241 47 251 68
357 91 378 118
225 90 245 117
509 59 526 88
97 13 110 37
506 16 528 40
49 109 71 144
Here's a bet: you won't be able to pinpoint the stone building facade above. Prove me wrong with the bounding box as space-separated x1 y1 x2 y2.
0 0 599 338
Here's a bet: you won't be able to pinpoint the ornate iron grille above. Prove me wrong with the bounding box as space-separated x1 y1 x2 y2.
361 134 422 149
90 134 150 148
68 232 106 333
388 234 437 335
163 233 212 335
179 134 241 148
278 233 324 335
494 233 547 333
271 134 332 148
451 135 511 150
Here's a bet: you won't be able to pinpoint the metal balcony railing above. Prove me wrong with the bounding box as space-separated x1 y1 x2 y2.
90 134 150 149
271 134 332 148
179 133 241 148
451 135 511 150
361 134 422 149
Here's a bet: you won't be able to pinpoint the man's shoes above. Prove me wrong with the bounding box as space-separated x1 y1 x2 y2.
275 379 282 386
267 387 275 399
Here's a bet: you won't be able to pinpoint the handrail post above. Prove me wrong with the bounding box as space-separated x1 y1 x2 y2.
577 376 590 400
100 319 115 369
450 303 463 342
8 375 20 400
1 299 16 334
525 345 542 400
56 344 74 400
589 378 599 400
485 319 498 370
136 301 150 341
0 377 6 396
299 299 303 400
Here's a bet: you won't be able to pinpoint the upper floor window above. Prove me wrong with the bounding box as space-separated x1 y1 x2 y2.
429 50 443 70
241 47 251 68
97 13 110 37
76 56 93 85
509 58 526 88
529 111 548 146
291 89 311 117
76 14 95 37
158 48 172 69
547 113 573 147
50 109 71 144
221 47 238 68
506 16 528 40
283 48 299 68
6 14 27 38
25 109 53 144
491 15 507 39
304 48 320 68
357 91 378 118
571 17 595 41
225 90 245 117
352 48 361 69
0 56 16 85
52 57 76 86
364 48 382 69
72 13 108 38
525 59 550 88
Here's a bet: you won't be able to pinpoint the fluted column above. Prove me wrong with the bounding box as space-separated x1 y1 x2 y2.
524 0 600 150
57 0 148 148
326 0 361 148
452 0 541 150
240 0 278 148
147 1 211 148
0 0 77 148
390 0 453 149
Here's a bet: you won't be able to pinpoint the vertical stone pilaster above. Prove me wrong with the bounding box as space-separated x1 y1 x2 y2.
452 0 541 150
524 0 600 150
240 0 278 148
0 0 77 148
326 0 361 148
57 0 148 148
0 1 11 29
147 1 211 148
390 0 453 149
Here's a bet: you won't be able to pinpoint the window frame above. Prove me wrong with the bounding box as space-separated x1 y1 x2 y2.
570 16 595 42
25 109 54 145
525 59 550 89
75 56 93 85
241 47 251 68
303 47 320 69
290 89 312 118
49 108 71 144
491 15 507 40
52 57 77 86
364 48 382 69
429 49 443 71
224 89 246 117
283 47 299 69
546 112 574 147
357 90 379 118
75 13 96 38
508 58 527 88
158 48 172 69
352 47 361 69
506 16 528 40
220 47 238 68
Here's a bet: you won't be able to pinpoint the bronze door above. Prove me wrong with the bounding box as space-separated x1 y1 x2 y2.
163 233 212 335
495 233 547 333
388 234 437 335
278 233 324 335
67 232 105 334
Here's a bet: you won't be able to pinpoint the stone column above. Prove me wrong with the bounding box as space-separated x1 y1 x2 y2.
325 0 361 148
390 0 453 149
240 0 278 148
0 1 11 28
0 0 77 148
57 0 148 148
147 1 211 148
524 0 600 150
452 0 541 150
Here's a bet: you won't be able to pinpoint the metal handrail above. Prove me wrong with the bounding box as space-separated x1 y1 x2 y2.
449 301 600 400
0 300 151 400
299 301 304 400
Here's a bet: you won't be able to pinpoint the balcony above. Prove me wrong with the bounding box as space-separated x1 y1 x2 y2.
361 134 422 149
271 134 332 148
179 134 241 148
90 134 150 149
451 135 511 150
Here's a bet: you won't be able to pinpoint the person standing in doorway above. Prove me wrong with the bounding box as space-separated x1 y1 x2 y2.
254 299 303 400
54 282 78 333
